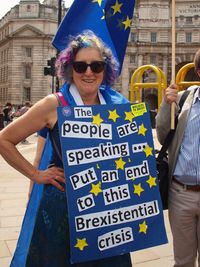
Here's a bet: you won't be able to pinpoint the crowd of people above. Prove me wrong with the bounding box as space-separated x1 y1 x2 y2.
0 101 32 131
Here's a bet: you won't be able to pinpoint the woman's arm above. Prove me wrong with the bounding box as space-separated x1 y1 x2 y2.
0 95 65 191
28 134 47 199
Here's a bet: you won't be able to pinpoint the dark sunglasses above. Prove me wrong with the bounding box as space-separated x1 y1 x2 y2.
72 61 105 73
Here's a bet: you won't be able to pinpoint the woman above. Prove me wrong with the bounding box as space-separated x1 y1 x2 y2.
0 30 132 266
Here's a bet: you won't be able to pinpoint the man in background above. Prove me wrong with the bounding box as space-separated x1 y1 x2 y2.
2 102 13 128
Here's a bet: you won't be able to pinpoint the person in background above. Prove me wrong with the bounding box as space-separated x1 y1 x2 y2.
156 48 200 267
2 102 13 127
0 30 132 267
0 106 4 130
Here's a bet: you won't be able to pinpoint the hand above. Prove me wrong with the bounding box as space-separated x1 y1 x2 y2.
31 167 65 192
164 83 178 104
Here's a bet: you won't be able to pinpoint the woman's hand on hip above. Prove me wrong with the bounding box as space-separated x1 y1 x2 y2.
31 167 66 191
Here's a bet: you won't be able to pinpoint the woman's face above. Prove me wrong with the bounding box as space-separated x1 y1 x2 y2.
72 47 104 100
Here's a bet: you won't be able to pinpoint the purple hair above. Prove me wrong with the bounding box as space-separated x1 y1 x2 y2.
55 30 119 86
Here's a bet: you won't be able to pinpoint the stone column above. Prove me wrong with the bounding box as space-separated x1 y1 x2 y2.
138 54 143 67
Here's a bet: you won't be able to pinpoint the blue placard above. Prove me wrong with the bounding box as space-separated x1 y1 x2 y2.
57 103 168 264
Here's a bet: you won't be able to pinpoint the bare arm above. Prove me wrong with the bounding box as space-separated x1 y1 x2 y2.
0 95 65 191
28 135 47 198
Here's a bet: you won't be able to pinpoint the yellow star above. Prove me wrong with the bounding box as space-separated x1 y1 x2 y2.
96 163 100 169
133 183 144 196
115 157 126 170
122 16 132 30
111 0 123 15
138 123 147 136
108 109 120 122
139 221 148 234
143 144 153 157
90 182 102 196
92 0 103 6
146 175 157 188
124 111 134 122
74 238 88 251
92 114 103 126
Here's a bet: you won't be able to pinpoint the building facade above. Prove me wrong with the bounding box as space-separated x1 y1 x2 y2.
0 0 66 106
120 0 200 109
0 0 200 107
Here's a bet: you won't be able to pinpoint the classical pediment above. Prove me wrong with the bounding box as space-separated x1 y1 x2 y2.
10 24 44 37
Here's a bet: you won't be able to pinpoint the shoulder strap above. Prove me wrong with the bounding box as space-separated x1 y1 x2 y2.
157 89 190 161
54 92 68 106
51 92 68 162
178 90 190 112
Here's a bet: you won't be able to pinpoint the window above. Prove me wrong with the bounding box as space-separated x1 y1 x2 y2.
186 17 192 24
150 55 157 65
25 65 31 79
27 5 31 12
130 32 136 42
130 55 136 64
23 87 31 102
0 88 8 102
150 32 157 43
186 32 192 43
25 47 32 58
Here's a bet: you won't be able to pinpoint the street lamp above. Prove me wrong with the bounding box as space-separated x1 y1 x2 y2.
55 0 62 92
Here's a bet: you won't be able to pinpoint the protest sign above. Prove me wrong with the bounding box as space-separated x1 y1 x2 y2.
57 102 167 263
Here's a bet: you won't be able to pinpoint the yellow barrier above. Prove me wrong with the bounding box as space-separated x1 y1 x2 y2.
130 65 167 110
175 62 200 90
130 63 200 110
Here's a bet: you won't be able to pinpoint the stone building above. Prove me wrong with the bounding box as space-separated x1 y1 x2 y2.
120 0 200 109
0 0 66 106
0 0 200 107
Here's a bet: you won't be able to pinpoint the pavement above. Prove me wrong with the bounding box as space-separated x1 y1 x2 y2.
0 130 174 267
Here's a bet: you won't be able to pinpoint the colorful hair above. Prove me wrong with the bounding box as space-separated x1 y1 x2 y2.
55 30 119 86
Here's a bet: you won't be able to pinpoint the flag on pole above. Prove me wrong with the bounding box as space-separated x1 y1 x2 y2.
52 0 135 74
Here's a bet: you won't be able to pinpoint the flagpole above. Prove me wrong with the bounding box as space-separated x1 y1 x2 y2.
171 0 176 129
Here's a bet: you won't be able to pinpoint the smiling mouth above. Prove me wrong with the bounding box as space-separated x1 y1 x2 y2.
83 79 95 83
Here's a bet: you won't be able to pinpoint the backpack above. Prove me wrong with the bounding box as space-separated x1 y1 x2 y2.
156 89 190 210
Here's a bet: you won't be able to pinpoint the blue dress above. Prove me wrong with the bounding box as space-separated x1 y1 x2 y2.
10 84 132 267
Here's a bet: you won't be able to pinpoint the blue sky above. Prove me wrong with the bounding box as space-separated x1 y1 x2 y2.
0 0 74 19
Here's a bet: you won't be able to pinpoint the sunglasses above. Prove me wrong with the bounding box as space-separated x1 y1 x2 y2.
72 61 105 73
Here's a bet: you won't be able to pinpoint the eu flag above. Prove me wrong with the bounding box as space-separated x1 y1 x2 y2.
52 0 135 73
